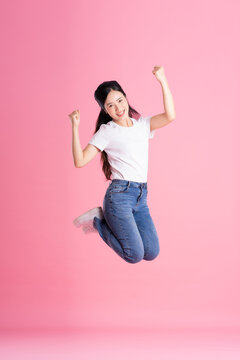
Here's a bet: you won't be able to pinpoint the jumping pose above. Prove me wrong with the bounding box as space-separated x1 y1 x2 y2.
69 66 176 264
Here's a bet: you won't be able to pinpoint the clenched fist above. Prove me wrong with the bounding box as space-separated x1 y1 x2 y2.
68 109 80 128
152 65 166 83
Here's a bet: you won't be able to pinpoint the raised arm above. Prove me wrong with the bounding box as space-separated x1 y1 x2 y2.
150 65 176 131
69 110 100 168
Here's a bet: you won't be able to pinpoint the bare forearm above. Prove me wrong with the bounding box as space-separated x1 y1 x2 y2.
72 126 83 167
158 77 176 120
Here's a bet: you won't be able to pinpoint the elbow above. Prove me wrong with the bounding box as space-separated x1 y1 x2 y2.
75 163 83 168
168 114 176 121
167 110 176 121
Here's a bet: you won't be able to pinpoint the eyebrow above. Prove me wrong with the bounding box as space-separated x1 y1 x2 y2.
106 97 123 106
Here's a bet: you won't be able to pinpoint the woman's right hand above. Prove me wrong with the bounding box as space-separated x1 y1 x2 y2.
68 109 80 128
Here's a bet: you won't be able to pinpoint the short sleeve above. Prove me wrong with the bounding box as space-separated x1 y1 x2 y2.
88 124 109 151
139 116 155 139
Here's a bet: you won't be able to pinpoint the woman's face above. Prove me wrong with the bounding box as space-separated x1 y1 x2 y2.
104 90 129 121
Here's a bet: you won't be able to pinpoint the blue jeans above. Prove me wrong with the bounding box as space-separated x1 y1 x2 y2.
93 179 160 264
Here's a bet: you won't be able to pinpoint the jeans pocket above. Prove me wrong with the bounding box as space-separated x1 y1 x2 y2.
109 184 129 193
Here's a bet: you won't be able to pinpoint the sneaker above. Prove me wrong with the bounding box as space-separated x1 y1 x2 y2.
73 206 103 230
82 221 98 234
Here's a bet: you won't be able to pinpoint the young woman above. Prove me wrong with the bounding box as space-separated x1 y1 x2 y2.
69 66 176 264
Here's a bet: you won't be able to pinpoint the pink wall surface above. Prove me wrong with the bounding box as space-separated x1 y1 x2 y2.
1 0 239 331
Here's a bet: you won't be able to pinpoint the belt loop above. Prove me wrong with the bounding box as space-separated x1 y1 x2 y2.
127 181 130 190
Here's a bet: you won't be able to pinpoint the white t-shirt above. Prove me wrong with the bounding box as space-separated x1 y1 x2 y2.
88 116 155 182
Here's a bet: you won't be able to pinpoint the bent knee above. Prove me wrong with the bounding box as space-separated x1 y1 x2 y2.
144 247 160 261
123 248 144 264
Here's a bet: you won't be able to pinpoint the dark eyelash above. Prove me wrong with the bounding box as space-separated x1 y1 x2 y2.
109 99 123 108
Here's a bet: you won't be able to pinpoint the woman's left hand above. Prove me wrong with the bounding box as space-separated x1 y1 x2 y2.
152 65 166 82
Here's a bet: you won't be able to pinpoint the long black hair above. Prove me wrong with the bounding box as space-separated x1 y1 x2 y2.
94 80 140 181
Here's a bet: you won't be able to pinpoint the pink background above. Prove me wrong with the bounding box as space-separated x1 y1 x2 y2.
1 0 239 332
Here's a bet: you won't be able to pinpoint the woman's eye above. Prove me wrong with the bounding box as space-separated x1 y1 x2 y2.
109 99 122 108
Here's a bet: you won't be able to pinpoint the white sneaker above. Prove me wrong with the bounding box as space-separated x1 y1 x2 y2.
73 206 103 233
82 221 98 234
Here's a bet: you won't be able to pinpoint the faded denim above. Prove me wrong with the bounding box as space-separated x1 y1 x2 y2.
93 179 160 264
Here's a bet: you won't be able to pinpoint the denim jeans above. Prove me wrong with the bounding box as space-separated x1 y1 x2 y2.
93 179 160 264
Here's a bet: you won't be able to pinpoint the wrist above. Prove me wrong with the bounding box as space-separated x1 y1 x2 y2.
158 77 168 86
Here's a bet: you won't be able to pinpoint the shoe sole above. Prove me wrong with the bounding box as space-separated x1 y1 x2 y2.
82 222 98 234
73 207 103 228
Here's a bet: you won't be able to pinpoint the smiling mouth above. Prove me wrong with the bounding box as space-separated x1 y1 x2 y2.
116 110 125 117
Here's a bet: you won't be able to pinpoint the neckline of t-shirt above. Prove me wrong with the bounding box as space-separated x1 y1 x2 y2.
111 117 135 128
